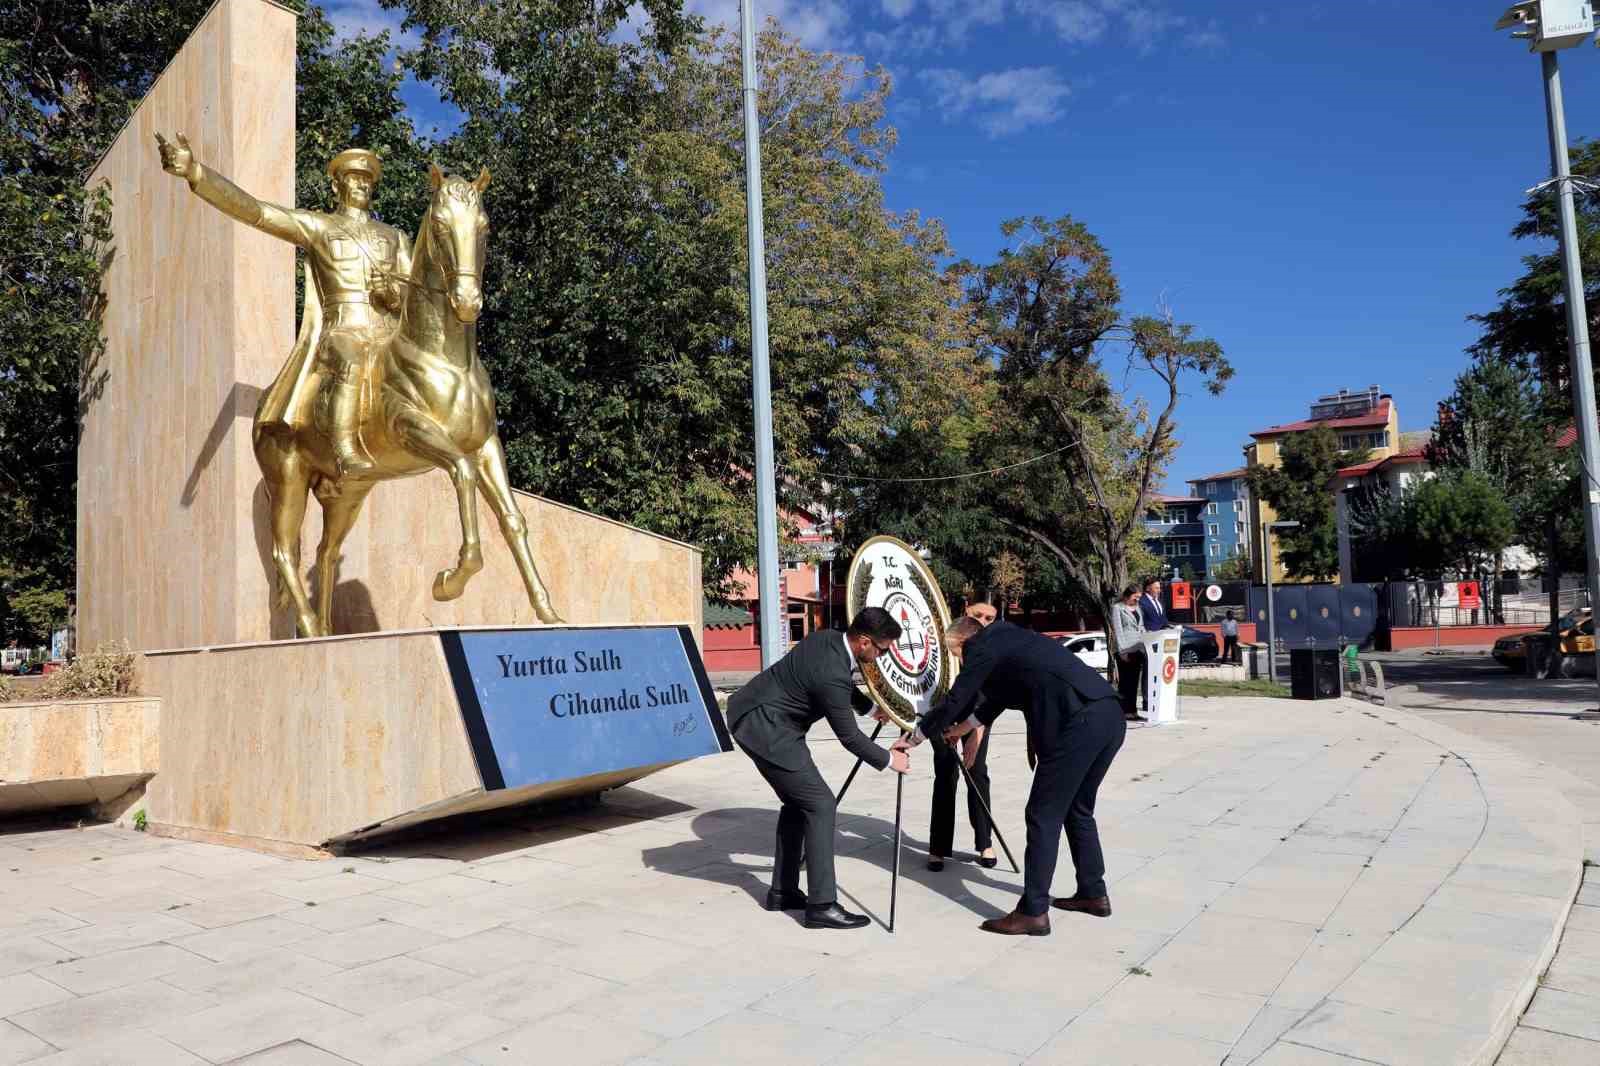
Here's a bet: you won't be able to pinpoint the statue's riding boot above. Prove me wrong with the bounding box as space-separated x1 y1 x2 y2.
330 381 375 477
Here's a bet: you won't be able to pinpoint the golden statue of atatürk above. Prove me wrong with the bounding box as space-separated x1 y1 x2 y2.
155 132 563 636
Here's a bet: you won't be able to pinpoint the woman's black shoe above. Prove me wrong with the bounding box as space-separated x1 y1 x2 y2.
976 855 998 869
927 856 945 872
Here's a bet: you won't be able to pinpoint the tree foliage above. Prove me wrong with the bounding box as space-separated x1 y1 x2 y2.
1249 424 1364 582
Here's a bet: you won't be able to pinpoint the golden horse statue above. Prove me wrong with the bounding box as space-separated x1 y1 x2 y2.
156 134 562 636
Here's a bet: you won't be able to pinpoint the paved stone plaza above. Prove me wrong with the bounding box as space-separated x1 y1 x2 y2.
0 695 1586 1065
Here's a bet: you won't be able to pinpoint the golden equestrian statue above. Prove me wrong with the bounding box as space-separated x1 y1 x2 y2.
155 133 563 636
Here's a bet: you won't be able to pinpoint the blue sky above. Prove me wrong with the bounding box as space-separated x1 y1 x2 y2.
325 0 1600 489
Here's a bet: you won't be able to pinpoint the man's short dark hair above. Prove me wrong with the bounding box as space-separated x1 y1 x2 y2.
848 607 902 642
1143 576 1161 591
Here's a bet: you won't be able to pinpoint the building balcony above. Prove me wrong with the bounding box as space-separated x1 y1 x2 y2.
1145 522 1205 537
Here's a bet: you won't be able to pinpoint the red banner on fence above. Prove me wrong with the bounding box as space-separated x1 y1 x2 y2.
1171 581 1192 611
1458 581 1481 609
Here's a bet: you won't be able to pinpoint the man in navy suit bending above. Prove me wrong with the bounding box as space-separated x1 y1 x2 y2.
896 616 1126 935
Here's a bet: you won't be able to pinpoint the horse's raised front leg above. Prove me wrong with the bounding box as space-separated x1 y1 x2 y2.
474 434 564 625
393 408 483 602
259 453 321 637
311 478 376 635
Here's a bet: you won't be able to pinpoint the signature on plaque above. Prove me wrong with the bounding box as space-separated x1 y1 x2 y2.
672 715 699 737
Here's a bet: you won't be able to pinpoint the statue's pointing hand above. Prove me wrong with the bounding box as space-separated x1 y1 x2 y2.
154 132 197 181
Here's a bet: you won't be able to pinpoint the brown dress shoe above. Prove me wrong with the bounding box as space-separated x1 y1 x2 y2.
1052 894 1112 917
980 909 1051 936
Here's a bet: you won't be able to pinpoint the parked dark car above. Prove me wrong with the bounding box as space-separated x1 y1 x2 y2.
1179 627 1220 664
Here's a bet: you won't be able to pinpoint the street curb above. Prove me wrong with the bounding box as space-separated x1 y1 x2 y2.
1268 700 1585 1066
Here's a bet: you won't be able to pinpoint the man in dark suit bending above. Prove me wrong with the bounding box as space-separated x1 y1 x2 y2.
725 608 911 930
896 616 1125 936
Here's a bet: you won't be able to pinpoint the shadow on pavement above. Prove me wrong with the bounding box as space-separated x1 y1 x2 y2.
640 806 1024 931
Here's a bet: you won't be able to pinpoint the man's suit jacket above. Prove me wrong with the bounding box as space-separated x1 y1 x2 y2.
725 629 890 774
1139 593 1169 632
919 621 1119 760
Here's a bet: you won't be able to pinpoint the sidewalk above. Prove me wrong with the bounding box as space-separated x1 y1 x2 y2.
0 694 1584 1065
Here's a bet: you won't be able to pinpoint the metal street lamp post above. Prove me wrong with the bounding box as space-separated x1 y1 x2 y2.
1495 3 1600 693
1263 520 1300 684
739 0 784 668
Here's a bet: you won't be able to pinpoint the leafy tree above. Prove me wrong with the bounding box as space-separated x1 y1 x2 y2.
852 216 1227 666
1249 424 1364 581
1404 470 1515 580
1470 139 1600 399
1211 554 1251 582
988 551 1026 617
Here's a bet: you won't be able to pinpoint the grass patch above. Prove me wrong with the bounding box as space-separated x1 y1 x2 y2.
1179 679 1291 699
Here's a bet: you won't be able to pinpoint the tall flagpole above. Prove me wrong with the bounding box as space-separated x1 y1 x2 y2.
739 0 784 668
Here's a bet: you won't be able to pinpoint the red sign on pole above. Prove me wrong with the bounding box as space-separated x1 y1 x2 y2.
1458 580 1481 609
1171 581 1192 611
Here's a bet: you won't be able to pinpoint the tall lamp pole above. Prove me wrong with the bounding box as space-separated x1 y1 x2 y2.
1263 520 1300 684
740 0 783 668
1496 2 1600 690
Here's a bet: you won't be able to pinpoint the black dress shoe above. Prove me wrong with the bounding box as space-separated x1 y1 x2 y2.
927 856 945 872
1051 894 1112 918
976 854 998 869
764 888 807 912
804 902 870 929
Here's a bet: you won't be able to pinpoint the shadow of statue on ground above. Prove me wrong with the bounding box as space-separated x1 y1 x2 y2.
640 806 1023 931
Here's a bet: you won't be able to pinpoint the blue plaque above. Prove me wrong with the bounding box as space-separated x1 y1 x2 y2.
439 626 732 791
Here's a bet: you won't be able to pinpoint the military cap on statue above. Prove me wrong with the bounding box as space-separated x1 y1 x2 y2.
326 147 382 181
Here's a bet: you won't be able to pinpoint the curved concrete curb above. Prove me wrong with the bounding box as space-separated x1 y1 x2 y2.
1260 701 1583 1066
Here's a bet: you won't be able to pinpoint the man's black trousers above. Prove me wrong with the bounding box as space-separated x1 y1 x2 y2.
745 748 839 906
929 727 992 857
1020 697 1127 916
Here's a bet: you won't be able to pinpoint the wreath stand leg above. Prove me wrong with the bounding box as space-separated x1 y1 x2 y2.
890 763 904 933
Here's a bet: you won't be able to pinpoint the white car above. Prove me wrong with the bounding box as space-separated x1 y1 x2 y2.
1062 633 1109 671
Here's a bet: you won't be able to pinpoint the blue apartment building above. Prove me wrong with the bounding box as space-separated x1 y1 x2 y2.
1188 468 1252 574
1143 494 1208 579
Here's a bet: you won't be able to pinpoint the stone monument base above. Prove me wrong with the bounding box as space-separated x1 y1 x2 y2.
138 625 727 854
0 697 160 817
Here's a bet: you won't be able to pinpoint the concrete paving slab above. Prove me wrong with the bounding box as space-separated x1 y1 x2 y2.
1520 987 1600 1043
1495 1024 1600 1065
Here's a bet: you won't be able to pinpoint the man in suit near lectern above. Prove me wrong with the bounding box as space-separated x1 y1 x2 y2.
725 608 912 930
896 616 1125 936
1139 577 1169 632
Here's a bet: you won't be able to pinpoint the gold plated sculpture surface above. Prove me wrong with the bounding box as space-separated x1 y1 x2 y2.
156 132 563 636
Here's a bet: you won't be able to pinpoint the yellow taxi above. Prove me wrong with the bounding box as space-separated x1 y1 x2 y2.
1493 610 1593 675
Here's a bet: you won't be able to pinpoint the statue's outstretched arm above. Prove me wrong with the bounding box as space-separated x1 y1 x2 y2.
155 131 311 247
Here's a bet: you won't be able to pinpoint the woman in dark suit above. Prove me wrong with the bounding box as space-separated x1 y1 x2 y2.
927 603 999 871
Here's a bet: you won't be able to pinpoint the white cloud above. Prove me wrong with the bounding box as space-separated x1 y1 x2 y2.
684 0 851 50
926 0 1006 45
881 0 918 18
322 0 417 48
1016 0 1110 44
1017 0 1224 52
920 65 1070 137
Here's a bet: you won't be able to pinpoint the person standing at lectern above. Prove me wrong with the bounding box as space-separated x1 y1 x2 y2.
1138 577 1169 632
1112 584 1147 722
926 603 1000 872
725 608 911 930
895 616 1125 936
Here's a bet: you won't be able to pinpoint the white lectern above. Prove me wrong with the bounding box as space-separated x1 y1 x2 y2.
1140 628 1183 724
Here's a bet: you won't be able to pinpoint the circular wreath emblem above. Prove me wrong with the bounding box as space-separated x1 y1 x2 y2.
1162 658 1177 684
845 535 955 732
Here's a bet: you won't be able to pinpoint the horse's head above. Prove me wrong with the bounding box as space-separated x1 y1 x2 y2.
426 163 491 323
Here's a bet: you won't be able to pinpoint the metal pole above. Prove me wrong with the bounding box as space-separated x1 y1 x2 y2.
1541 49 1600 694
956 756 1019 873
890 768 903 933
1264 523 1277 684
740 0 783 669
